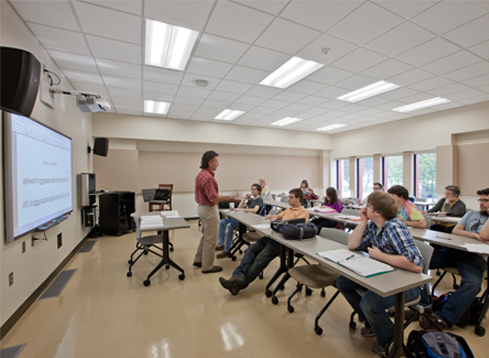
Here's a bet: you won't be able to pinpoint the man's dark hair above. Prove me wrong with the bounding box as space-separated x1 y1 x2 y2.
368 191 398 220
373 182 384 189
445 185 461 197
252 183 262 194
387 185 409 200
476 188 489 196
200 150 219 169
289 188 304 201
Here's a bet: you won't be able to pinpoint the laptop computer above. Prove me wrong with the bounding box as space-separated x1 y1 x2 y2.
142 188 156 202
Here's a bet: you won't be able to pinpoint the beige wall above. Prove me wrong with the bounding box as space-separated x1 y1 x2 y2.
1 2 93 326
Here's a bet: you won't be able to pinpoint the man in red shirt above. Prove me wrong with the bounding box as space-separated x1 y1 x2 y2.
194 151 237 273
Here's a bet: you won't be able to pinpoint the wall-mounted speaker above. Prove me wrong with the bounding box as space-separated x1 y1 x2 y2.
0 47 41 117
93 138 109 157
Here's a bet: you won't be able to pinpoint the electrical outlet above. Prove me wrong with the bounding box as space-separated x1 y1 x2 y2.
22 241 26 253
57 233 62 249
9 272 14 286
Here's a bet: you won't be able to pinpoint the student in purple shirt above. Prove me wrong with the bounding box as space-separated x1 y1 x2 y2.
310 187 343 233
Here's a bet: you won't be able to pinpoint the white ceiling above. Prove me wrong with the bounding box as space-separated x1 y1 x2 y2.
9 0 489 133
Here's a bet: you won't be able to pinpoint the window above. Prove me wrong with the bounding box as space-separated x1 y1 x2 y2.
383 155 403 189
337 159 351 198
415 153 436 198
358 157 374 200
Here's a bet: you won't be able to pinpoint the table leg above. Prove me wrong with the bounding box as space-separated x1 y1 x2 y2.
387 292 406 358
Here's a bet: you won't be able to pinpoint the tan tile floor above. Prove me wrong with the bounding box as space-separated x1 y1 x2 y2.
1 220 487 357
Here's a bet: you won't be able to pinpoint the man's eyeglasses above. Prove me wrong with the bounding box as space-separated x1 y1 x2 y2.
477 199 489 203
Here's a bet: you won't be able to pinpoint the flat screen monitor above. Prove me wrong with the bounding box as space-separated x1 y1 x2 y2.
3 111 73 242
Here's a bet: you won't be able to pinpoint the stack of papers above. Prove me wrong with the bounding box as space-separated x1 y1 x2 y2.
338 215 362 221
141 216 164 229
317 249 394 277
313 207 337 213
463 243 489 254
161 210 181 218
427 212 448 217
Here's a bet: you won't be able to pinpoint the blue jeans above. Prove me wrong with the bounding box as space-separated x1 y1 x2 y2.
217 218 239 253
232 237 281 283
427 247 486 327
336 275 420 347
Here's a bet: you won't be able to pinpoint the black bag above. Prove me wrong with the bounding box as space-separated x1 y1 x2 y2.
154 189 170 201
432 293 482 327
271 219 317 241
406 330 474 358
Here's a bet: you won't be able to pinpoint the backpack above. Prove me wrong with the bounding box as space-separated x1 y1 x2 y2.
432 293 482 327
270 219 317 241
406 330 474 358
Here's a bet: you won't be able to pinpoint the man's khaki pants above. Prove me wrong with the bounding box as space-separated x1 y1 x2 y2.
194 204 219 271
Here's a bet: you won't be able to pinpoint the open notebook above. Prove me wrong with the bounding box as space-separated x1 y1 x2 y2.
317 249 395 277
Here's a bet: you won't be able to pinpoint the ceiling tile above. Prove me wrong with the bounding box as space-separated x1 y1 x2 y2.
181 74 219 90
261 99 290 109
62 68 103 86
207 91 241 102
307 66 354 86
421 50 482 75
396 37 461 67
411 1 489 35
142 91 175 102
334 74 379 91
233 0 289 15
225 66 269 85
288 80 327 95
205 1 274 43
366 22 436 57
27 23 90 55
332 47 389 73
143 67 183 85
327 1 403 45
102 76 141 90
254 18 321 55
186 57 233 78
214 80 254 95
316 86 352 99
427 83 475 97
233 95 267 106
11 1 79 31
173 96 204 107
296 33 358 67
48 50 97 72
408 76 455 92
444 13 489 48
144 0 214 31
445 88 488 102
272 91 308 102
194 34 251 64
107 87 141 100
280 1 362 32
469 40 489 60
443 61 489 82
372 0 438 20
238 46 290 71
379 87 418 101
296 96 328 107
176 86 211 99
387 68 435 86
86 35 142 64
245 85 282 99
464 74 489 89
200 99 234 109
73 1 141 44
96 58 141 79
361 58 413 80
82 0 142 15
143 80 179 95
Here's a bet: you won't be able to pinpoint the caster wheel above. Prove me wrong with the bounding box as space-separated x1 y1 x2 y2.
128 260 133 264
165 264 170 270
126 272 132 277
178 273 185 280
265 289 272 298
349 321 357 330
144 250 148 255
259 273 264 280
288 305 294 313
170 247 174 252
143 280 151 286
315 327 323 335
271 296 279 305
453 284 460 289
305 287 313 296
475 326 485 336
232 256 237 261
239 250 243 254
321 290 326 298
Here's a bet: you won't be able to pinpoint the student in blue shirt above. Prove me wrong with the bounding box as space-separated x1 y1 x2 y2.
336 191 423 356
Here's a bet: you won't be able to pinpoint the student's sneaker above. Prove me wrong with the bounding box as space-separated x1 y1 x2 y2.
419 312 448 331
361 326 375 337
371 341 386 355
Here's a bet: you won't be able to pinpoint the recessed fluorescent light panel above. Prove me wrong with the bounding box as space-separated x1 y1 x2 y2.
215 109 245 121
260 57 324 89
145 19 199 70
316 123 347 132
392 97 451 113
337 81 400 103
144 100 170 115
271 117 303 126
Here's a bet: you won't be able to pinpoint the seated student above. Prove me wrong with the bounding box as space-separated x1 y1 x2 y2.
218 188 309 295
259 178 271 199
300 179 316 199
357 182 384 205
422 185 466 233
387 185 427 229
311 187 343 232
336 192 424 355
216 184 264 258
419 188 489 331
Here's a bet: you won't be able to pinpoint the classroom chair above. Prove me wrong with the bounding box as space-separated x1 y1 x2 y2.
285 227 350 335
149 184 173 211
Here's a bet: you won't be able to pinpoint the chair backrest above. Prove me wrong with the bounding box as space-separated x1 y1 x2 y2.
422 214 432 228
142 188 157 202
269 209 278 216
341 208 360 216
408 195 415 203
416 197 427 202
319 227 350 245
131 212 141 239
158 184 173 200
271 193 276 200
281 195 288 203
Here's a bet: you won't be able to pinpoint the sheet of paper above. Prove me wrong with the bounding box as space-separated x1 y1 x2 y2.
161 210 181 217
464 243 489 254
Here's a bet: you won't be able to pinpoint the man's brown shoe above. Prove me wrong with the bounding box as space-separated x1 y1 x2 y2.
216 245 224 251
217 251 230 259
202 266 223 274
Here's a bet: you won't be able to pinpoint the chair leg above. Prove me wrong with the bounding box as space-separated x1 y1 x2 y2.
287 283 303 313
431 270 448 296
315 290 340 335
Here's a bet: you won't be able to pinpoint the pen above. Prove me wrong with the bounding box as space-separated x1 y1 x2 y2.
436 236 452 240
346 254 355 260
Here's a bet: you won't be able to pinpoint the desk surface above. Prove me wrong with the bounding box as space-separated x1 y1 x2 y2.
222 210 431 298
140 212 190 231
429 215 461 224
263 198 289 209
